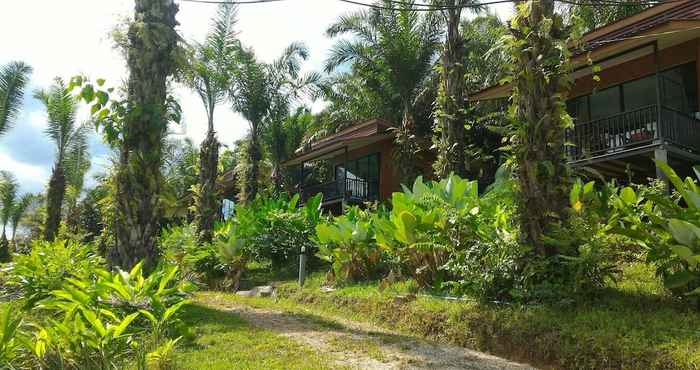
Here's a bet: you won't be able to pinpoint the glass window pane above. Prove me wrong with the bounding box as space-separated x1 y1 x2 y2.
662 63 698 114
623 76 657 111
368 154 378 182
589 86 621 120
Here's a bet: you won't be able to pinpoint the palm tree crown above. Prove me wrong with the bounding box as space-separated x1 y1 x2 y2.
0 61 32 138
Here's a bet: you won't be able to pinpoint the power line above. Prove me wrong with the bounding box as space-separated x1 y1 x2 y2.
177 0 682 9
178 0 287 4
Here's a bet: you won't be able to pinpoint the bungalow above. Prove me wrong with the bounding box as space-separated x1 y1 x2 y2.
281 118 434 213
473 0 700 182
280 1 700 211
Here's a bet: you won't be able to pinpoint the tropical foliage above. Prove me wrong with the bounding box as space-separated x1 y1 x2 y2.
0 61 32 138
34 78 88 242
182 3 241 244
325 1 442 183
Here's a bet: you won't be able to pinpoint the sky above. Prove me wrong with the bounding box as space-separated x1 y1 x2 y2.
0 0 513 196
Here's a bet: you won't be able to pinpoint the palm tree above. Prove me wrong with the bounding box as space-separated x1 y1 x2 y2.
504 0 573 256
560 1 650 31
325 1 442 184
231 43 318 201
431 0 482 178
34 78 88 241
63 133 91 234
112 0 178 270
264 44 319 190
182 3 240 243
0 62 32 138
231 49 269 203
10 193 36 246
0 171 18 260
264 107 314 191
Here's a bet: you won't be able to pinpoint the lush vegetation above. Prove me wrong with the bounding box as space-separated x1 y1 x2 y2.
0 0 688 368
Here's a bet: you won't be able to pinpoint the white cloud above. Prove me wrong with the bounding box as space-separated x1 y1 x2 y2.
0 153 50 195
0 0 513 194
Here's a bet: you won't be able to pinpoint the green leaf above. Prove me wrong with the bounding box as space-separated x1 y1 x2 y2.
96 78 105 86
664 270 697 289
81 84 95 102
670 245 697 267
620 187 636 204
113 312 139 337
668 219 700 247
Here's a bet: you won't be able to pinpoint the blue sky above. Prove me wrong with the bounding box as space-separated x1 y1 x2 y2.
0 0 513 196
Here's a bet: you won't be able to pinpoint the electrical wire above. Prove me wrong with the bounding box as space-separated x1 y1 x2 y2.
178 0 287 4
177 0 685 10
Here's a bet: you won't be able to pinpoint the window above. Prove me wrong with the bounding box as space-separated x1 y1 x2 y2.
662 63 698 114
335 153 380 200
623 75 657 111
589 86 622 121
565 62 699 122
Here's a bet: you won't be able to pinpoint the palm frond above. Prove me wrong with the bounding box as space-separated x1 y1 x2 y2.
34 78 80 162
10 193 36 233
0 61 32 137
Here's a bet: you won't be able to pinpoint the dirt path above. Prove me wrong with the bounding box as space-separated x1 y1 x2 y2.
201 297 536 370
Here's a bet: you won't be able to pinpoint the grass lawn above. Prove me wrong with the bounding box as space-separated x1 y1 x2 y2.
172 302 342 370
205 262 700 370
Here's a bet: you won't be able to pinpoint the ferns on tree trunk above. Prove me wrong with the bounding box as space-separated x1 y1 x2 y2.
111 0 179 271
506 0 577 256
196 129 220 244
44 165 66 242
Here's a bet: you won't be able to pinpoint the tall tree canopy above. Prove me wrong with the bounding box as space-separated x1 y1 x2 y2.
232 42 318 202
561 1 651 31
0 61 32 138
325 0 443 184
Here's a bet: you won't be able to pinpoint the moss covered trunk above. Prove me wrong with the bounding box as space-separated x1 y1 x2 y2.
245 135 261 203
44 164 66 242
111 0 179 270
196 127 220 244
0 226 8 261
434 3 467 178
509 0 572 256
394 107 420 186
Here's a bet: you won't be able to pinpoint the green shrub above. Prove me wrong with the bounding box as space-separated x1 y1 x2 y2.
0 304 30 368
609 162 700 300
7 239 104 307
234 193 322 269
316 206 384 283
375 174 512 289
33 261 192 369
160 223 222 285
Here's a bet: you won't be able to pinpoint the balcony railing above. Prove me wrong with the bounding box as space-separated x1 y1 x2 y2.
300 178 378 204
567 104 700 162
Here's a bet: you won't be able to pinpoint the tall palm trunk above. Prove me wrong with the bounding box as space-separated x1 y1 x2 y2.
434 3 467 178
44 164 66 241
196 114 220 243
394 105 420 186
510 0 572 256
111 0 179 271
245 133 262 202
0 225 8 261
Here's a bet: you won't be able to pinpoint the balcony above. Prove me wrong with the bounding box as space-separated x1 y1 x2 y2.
567 104 700 162
300 178 379 205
